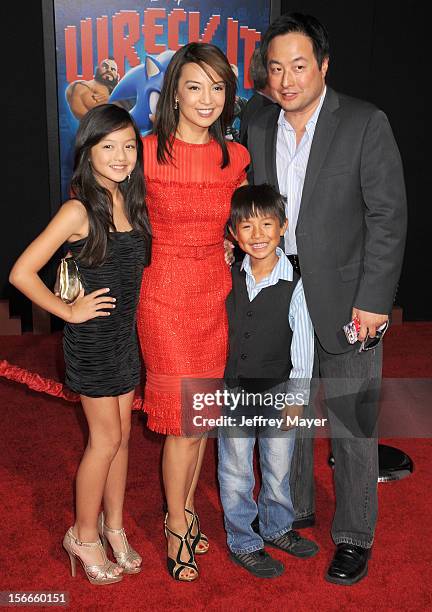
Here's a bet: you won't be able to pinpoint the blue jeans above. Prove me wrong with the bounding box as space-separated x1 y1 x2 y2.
218 427 296 554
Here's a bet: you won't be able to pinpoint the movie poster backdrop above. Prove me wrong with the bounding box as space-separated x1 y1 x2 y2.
47 0 273 202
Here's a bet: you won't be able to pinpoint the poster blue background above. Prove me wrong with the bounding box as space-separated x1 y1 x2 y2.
54 0 271 200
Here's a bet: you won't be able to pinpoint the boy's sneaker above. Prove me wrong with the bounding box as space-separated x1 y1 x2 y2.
229 549 284 578
263 530 319 558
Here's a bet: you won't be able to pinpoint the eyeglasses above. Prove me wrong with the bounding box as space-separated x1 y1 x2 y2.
359 321 389 352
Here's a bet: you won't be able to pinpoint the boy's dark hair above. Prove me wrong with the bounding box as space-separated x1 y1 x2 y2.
260 12 330 69
230 184 286 230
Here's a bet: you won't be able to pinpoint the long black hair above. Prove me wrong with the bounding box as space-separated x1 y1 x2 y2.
153 42 237 169
70 104 151 267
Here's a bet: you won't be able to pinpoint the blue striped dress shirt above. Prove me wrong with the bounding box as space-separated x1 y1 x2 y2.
276 86 326 256
240 247 314 402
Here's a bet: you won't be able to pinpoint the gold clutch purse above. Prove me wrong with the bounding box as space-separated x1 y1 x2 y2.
54 257 83 304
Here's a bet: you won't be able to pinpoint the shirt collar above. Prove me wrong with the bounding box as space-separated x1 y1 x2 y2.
277 85 327 133
241 247 293 282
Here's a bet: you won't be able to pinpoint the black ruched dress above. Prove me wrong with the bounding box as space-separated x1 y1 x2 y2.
63 230 149 397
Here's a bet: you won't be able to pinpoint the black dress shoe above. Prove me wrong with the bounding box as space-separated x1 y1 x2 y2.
230 549 284 578
325 543 371 585
251 514 315 533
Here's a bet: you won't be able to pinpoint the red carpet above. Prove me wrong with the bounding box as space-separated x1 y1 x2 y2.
0 324 431 610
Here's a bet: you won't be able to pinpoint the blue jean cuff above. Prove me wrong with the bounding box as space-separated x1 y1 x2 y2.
260 526 291 541
229 543 264 555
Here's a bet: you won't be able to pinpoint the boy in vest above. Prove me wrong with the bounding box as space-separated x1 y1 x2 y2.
218 184 318 578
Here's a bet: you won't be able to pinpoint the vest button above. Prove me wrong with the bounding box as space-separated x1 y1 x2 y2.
246 311 253 317
244 332 251 339
241 353 247 360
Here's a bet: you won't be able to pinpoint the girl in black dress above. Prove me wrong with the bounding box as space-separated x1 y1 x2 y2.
9 104 151 585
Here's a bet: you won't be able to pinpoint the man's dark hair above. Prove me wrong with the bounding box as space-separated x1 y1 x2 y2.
249 49 268 91
230 184 286 229
260 12 330 69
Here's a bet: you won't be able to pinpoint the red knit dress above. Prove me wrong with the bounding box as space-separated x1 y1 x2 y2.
137 135 250 435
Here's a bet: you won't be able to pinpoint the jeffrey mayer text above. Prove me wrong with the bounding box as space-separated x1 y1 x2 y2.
192 414 328 429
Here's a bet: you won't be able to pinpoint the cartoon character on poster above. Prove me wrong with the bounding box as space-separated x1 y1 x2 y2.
54 0 271 197
109 49 175 133
66 58 120 120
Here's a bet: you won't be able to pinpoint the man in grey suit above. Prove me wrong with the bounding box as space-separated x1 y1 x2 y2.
247 13 407 585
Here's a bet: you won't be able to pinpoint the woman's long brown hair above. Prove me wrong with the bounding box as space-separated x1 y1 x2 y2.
153 42 237 169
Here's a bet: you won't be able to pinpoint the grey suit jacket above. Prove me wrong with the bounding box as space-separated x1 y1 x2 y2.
247 87 407 353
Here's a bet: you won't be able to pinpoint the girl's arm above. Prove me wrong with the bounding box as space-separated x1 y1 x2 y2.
9 200 115 323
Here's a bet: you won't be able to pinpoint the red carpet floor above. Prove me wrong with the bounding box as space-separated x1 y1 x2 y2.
0 324 431 611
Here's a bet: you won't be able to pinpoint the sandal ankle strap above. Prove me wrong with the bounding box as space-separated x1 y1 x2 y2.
99 511 126 536
103 523 126 536
164 515 189 544
165 524 187 543
67 527 102 548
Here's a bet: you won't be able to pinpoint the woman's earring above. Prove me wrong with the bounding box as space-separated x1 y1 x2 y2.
127 174 131 182
174 97 179 110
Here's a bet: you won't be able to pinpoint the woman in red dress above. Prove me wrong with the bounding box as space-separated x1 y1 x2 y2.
137 43 249 581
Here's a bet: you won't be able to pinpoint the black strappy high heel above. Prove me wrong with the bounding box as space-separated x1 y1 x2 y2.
164 515 198 582
185 508 209 555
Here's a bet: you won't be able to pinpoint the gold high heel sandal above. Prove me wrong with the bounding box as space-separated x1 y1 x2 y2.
98 512 142 574
62 527 123 585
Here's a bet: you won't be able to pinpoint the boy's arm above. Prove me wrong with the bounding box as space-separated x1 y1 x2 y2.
285 279 314 405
